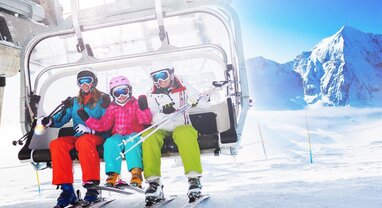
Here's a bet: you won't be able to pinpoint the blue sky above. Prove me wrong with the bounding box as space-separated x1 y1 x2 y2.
232 0 382 63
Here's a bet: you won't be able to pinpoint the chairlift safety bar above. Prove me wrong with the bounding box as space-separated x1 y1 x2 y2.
33 43 227 95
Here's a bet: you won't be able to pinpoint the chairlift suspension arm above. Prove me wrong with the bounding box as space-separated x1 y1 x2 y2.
71 0 89 59
155 0 169 46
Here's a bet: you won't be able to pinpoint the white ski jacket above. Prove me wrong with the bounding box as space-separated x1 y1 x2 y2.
147 76 203 131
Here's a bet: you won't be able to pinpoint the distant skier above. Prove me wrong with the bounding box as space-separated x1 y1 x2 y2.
77 75 152 188
143 61 206 205
37 68 110 207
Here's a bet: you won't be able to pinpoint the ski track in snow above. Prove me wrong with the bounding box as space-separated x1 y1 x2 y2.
1 107 382 207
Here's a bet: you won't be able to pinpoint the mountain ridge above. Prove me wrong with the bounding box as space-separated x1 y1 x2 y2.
246 25 382 109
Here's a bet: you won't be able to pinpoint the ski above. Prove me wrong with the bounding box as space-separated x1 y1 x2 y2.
66 203 83 208
66 198 115 208
181 194 210 208
115 183 145 194
145 195 177 208
65 189 114 208
85 199 115 208
89 185 141 196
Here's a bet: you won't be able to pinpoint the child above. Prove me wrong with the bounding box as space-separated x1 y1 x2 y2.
77 75 152 188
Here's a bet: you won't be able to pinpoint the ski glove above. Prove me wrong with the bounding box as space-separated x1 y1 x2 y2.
36 116 52 127
187 97 198 107
138 95 148 110
100 94 111 109
162 102 176 114
75 124 95 135
77 109 89 121
62 97 74 108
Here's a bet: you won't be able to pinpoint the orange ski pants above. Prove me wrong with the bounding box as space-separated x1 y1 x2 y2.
50 134 104 185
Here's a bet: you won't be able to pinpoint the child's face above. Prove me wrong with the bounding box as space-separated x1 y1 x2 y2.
157 78 171 89
116 94 129 103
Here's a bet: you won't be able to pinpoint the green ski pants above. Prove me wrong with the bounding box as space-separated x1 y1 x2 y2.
142 124 202 178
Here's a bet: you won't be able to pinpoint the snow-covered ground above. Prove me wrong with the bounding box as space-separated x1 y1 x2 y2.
0 72 381 207
1 103 382 207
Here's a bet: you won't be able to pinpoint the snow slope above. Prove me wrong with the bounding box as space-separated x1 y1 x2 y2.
1 106 382 207
1 71 382 207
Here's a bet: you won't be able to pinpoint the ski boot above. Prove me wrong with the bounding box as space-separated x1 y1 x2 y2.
82 180 100 189
130 168 143 188
187 177 202 202
54 184 78 208
145 178 164 206
105 172 119 187
115 178 128 188
81 189 101 207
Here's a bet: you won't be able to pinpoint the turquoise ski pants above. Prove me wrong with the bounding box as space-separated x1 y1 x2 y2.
142 124 202 178
103 133 143 174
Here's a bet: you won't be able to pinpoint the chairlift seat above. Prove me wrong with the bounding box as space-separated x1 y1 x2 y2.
28 111 222 162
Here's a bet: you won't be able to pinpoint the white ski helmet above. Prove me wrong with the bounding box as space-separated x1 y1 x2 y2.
150 60 174 75
77 67 98 86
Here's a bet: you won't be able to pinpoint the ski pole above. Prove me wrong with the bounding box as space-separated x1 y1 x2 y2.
118 80 229 148
258 124 268 160
35 169 41 194
117 102 192 147
305 110 313 164
116 84 212 148
116 104 193 160
12 103 64 146
116 81 230 159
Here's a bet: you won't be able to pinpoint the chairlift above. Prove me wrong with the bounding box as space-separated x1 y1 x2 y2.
16 0 250 167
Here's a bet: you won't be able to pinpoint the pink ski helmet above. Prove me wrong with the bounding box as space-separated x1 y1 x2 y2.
109 76 130 90
109 76 132 97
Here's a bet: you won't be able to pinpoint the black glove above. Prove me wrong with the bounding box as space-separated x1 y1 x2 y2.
62 97 74 108
37 116 53 127
143 124 151 129
138 95 148 110
162 102 176 114
77 109 89 121
100 94 111 109
42 117 52 126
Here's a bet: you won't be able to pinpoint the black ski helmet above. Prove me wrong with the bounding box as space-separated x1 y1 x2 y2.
77 68 98 87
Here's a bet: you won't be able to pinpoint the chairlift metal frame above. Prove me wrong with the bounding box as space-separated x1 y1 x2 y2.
17 0 249 164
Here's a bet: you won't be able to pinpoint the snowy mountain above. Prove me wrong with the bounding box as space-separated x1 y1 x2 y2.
246 57 306 110
247 26 382 109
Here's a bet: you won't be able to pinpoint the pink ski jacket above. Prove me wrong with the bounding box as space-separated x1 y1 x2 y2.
85 96 152 135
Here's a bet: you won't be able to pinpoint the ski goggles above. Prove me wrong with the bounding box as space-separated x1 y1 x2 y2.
112 85 130 98
77 76 94 86
151 69 171 83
